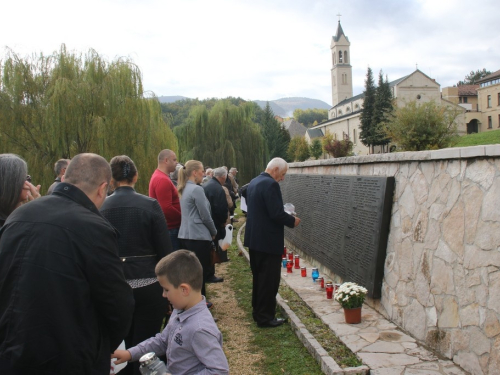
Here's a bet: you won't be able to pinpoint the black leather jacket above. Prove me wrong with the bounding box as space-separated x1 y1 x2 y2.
100 186 173 280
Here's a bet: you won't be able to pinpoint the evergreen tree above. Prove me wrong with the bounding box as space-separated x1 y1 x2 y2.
0 45 177 194
309 138 323 159
372 71 393 146
261 102 290 161
457 68 491 86
174 100 266 184
359 67 376 149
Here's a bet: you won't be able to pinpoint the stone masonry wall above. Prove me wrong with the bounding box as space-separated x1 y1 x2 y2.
287 145 500 375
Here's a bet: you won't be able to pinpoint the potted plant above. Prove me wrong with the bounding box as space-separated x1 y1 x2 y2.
334 282 368 324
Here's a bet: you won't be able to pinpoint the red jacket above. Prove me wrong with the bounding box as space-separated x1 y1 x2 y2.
149 169 181 229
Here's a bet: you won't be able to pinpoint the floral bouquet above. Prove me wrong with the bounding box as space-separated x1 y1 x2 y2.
334 282 368 309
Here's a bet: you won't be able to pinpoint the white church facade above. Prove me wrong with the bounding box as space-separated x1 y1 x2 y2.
307 22 466 155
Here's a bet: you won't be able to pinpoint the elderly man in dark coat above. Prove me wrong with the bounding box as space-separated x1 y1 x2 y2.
243 157 301 328
0 153 134 375
203 167 229 282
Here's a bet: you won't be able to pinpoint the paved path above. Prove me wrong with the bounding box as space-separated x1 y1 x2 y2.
237 224 469 375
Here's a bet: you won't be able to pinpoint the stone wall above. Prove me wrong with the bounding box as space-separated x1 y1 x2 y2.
286 145 500 375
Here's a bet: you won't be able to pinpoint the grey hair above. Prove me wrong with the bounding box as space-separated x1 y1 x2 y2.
229 167 237 173
54 159 70 176
0 154 27 218
213 167 227 178
266 157 288 172
63 153 111 195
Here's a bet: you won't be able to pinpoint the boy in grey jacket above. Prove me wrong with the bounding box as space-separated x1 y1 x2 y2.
112 250 229 375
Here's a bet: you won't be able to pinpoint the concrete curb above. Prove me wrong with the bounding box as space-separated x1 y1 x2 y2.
237 223 369 375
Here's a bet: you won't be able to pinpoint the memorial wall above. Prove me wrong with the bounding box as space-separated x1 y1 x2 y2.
281 174 394 298
285 145 500 375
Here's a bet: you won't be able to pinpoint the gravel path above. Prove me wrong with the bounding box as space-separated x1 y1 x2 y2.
208 258 263 374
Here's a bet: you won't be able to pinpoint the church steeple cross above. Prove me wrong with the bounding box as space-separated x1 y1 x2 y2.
337 13 342 22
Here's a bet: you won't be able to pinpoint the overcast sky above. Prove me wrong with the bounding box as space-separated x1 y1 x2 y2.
2 0 499 106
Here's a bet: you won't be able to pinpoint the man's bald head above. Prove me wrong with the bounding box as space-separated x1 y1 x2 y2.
157 149 177 174
158 149 174 163
64 153 111 196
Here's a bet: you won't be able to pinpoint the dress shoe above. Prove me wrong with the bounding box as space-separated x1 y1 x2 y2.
206 276 224 283
257 318 287 328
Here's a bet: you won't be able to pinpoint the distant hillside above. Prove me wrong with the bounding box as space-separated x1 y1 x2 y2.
254 97 331 117
157 95 189 103
158 95 331 118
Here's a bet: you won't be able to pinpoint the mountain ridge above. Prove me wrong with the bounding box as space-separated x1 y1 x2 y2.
157 96 331 117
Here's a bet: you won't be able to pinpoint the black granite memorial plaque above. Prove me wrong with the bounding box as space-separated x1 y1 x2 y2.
281 174 395 298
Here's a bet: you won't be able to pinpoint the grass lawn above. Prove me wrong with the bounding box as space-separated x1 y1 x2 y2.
225 211 361 374
453 129 500 147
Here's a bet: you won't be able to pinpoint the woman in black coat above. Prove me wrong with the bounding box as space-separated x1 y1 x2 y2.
100 155 173 375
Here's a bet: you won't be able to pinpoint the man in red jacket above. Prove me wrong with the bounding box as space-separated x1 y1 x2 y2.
149 149 182 250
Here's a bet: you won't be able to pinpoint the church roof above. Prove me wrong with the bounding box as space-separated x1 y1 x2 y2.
330 74 410 110
307 128 324 139
283 119 307 138
332 21 349 42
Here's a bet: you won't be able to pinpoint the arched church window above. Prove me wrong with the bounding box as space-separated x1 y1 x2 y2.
339 51 343 63
338 110 343 115
344 51 348 64
347 107 351 112
355 104 360 110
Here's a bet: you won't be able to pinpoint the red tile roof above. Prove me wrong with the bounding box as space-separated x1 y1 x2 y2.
458 85 478 96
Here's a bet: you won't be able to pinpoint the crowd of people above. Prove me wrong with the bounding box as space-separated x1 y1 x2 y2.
0 150 300 374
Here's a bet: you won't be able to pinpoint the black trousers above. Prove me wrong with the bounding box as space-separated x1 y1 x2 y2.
180 239 211 297
249 249 282 325
121 282 168 375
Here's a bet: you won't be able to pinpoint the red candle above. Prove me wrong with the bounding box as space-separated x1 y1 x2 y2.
317 277 324 289
283 246 287 256
288 252 293 261
301 267 307 277
326 282 334 299
286 260 293 273
294 255 300 269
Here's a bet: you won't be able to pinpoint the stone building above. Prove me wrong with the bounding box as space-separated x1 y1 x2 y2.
477 69 500 132
310 21 465 155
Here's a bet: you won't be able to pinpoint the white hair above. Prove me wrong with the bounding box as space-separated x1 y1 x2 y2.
266 157 288 172
213 167 227 178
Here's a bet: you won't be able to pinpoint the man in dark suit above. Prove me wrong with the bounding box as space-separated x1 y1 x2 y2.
203 167 229 282
243 158 301 328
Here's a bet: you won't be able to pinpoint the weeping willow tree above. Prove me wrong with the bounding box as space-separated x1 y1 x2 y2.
0 45 177 194
175 100 266 184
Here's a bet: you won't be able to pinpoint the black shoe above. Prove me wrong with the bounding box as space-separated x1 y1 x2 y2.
206 302 213 309
206 276 224 283
257 318 287 328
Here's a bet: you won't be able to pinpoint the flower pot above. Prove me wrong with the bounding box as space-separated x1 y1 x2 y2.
343 307 362 324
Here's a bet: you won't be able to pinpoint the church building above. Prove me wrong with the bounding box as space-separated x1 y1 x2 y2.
306 21 465 155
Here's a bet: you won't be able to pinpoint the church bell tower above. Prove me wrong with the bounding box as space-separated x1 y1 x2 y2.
331 20 353 107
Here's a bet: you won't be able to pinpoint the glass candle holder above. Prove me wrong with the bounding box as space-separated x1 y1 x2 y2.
301 267 307 277
282 257 287 268
326 282 334 299
288 252 294 261
311 268 319 282
286 260 293 273
294 255 300 269
317 277 324 290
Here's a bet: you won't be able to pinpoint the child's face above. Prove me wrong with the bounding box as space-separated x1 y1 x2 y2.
158 275 185 310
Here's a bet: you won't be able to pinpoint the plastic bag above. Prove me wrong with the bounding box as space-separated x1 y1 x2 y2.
284 203 296 216
218 224 233 251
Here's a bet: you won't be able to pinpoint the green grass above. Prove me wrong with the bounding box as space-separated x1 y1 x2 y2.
226 211 362 373
226 217 324 375
453 128 500 147
278 284 362 368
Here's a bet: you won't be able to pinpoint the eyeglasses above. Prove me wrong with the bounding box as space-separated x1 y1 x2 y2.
26 175 32 183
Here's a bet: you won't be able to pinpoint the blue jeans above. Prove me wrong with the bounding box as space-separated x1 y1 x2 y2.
169 227 180 251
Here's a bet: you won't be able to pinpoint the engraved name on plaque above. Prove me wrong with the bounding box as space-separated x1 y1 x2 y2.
281 174 395 298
